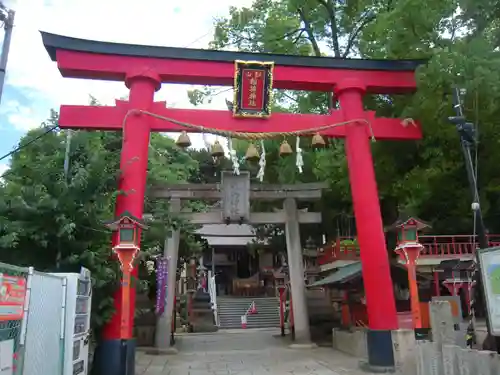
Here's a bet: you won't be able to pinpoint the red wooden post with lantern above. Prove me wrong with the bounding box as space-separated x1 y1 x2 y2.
105 212 148 340
388 213 430 329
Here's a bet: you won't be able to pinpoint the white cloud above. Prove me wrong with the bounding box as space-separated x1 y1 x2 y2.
1 0 254 147
0 163 9 176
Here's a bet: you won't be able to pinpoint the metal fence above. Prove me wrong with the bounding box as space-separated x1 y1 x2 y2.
0 262 66 375
22 269 65 375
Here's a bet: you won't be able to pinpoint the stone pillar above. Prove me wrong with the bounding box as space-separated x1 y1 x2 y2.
283 198 312 345
430 301 455 347
155 198 180 351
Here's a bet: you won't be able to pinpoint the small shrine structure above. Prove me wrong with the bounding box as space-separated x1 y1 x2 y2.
151 171 325 346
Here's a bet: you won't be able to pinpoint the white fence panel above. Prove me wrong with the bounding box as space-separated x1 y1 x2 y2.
23 271 65 375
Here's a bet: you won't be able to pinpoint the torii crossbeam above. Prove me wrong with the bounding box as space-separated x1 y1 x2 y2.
41 31 424 375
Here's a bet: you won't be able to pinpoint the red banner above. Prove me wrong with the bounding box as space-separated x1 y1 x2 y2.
240 69 266 110
0 276 26 321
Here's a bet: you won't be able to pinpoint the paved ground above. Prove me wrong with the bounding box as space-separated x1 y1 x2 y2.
136 328 376 375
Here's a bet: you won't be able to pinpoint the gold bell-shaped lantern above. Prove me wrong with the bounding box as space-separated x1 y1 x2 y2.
279 140 293 157
211 140 225 158
175 131 191 148
311 133 326 148
245 143 260 162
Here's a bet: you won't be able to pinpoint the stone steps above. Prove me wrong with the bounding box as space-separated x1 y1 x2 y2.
217 297 280 329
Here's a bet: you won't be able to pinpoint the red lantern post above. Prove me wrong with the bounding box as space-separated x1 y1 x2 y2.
388 214 430 329
103 212 148 372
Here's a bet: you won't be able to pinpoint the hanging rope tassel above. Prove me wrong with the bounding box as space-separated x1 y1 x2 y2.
257 140 266 182
228 138 240 175
296 136 303 173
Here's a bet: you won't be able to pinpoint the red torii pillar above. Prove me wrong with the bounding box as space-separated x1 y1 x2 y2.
41 31 423 374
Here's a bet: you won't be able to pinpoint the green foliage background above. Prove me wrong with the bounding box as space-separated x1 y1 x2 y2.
189 0 500 241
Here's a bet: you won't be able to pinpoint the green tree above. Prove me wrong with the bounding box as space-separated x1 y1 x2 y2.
188 0 500 243
0 107 202 338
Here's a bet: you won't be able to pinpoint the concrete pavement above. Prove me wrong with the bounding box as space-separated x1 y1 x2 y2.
136 328 376 375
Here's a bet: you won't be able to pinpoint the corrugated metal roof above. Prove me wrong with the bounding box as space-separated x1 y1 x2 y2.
308 262 362 287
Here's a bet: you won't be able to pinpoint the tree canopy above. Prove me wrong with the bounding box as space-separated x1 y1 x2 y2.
188 0 500 247
0 103 204 337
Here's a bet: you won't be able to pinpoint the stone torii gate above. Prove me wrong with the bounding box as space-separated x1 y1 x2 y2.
41 31 424 374
153 171 325 347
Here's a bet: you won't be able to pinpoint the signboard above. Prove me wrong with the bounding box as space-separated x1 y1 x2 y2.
0 275 26 321
221 171 250 223
477 246 500 335
233 60 274 118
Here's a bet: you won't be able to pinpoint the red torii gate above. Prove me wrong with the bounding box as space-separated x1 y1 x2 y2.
41 32 423 374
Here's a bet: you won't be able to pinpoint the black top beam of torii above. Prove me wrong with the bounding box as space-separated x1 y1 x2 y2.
40 31 426 72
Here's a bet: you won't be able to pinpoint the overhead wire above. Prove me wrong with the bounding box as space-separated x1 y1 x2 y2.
1 25 219 176
0 124 58 162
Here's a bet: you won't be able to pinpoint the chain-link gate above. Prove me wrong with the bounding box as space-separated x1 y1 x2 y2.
22 269 66 375
0 262 30 375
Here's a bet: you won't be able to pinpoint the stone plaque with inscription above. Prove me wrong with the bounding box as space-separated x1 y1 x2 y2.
221 171 250 223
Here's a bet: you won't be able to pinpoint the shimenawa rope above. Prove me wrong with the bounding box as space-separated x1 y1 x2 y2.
122 109 378 141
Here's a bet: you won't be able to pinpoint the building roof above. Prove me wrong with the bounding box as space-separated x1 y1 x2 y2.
308 263 362 287
435 259 475 271
40 32 426 72
386 211 431 231
196 224 261 247
309 261 430 288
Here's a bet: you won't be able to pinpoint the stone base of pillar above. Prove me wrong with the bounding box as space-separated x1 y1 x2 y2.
363 330 396 372
93 338 136 375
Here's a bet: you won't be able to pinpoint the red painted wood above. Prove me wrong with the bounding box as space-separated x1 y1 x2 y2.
59 104 422 140
101 74 160 341
319 233 500 265
56 50 418 93
419 234 500 257
337 81 398 330
318 236 359 265
47 41 424 338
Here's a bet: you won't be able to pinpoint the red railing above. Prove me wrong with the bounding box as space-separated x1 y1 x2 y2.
419 234 500 257
318 236 359 265
318 234 500 265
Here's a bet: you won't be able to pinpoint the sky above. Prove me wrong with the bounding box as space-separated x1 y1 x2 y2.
0 0 255 175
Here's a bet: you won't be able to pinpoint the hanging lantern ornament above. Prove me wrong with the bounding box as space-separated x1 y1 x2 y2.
211 140 225 158
245 143 260 162
279 140 293 157
175 131 191 148
311 133 326 148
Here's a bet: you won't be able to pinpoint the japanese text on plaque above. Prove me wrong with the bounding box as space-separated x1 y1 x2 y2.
241 69 265 110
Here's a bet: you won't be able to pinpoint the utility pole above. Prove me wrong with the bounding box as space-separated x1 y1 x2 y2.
0 4 14 106
448 87 488 249
448 87 500 352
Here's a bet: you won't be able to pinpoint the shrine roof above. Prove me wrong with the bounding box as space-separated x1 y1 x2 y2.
435 259 475 271
310 261 429 288
196 224 268 247
386 211 431 231
40 32 426 72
